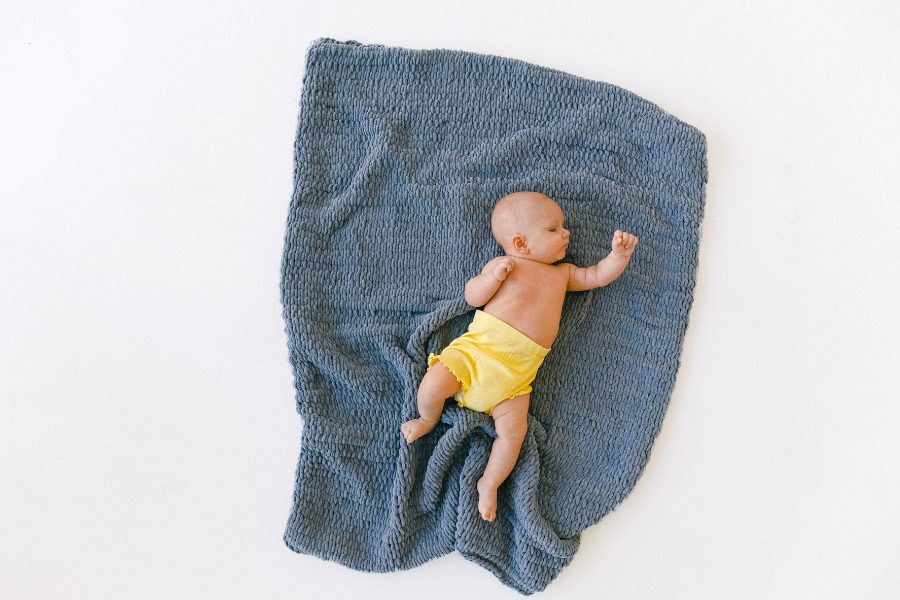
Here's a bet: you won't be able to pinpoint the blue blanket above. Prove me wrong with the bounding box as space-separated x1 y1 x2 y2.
280 37 708 595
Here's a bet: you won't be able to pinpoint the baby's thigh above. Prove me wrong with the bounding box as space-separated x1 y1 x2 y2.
421 359 462 399
490 393 530 435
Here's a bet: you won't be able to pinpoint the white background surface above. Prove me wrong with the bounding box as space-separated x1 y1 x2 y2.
3 2 898 599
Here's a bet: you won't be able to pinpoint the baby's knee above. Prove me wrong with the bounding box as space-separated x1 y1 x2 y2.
494 413 528 442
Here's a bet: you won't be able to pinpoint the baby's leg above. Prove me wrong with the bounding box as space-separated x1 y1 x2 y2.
401 360 461 443
476 393 529 521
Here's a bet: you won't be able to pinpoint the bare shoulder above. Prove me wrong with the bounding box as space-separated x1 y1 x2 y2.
556 262 576 275
557 262 582 290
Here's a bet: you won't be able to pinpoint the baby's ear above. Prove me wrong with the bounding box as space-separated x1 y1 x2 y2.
512 234 528 252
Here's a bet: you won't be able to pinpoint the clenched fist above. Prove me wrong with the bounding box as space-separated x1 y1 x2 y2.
611 230 639 257
491 257 515 281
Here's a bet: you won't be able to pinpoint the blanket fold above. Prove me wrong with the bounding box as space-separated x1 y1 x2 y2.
280 37 707 594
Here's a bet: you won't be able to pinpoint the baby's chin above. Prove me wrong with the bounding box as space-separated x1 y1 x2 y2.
505 251 565 264
540 250 566 264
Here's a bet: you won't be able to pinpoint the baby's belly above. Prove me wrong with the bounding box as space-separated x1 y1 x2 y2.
481 300 563 349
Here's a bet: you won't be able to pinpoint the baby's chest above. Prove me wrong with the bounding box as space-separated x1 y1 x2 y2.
504 264 568 300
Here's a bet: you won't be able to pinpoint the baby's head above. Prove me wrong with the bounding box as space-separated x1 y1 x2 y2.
491 191 570 264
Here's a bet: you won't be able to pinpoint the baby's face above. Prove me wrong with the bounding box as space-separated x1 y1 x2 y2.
519 201 570 263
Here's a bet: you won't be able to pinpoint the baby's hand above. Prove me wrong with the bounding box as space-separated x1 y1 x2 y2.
611 230 639 257
491 257 515 281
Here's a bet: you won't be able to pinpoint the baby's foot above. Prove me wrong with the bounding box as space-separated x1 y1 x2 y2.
476 476 497 522
400 417 436 443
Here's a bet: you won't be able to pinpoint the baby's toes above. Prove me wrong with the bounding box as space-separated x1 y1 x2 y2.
401 419 427 443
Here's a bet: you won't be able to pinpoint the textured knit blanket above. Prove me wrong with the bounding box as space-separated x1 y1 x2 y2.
280 37 708 595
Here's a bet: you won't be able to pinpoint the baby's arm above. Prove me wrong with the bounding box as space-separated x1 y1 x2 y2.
465 257 512 307
566 230 639 291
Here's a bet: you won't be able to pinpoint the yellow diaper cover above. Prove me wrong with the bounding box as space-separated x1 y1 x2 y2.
427 309 552 416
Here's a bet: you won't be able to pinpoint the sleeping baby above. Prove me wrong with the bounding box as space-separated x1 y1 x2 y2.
400 191 639 521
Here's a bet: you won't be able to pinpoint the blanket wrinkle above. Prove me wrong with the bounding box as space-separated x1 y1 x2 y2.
280 37 707 595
